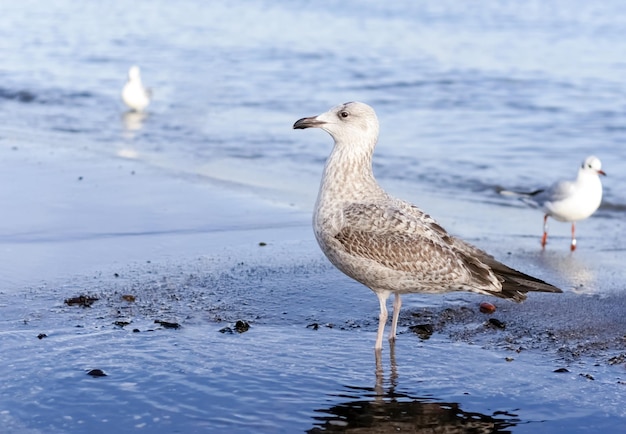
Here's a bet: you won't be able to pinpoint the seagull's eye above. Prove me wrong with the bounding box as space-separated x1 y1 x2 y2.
339 111 349 119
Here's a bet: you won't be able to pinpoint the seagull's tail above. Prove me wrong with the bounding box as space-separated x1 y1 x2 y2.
460 242 562 302
497 187 544 198
488 261 563 302
499 273 563 301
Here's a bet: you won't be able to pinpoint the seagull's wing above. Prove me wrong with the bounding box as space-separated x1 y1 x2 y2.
334 203 499 289
502 178 576 208
538 179 576 204
335 202 561 299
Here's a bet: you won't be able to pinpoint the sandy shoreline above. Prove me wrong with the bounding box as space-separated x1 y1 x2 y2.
2 136 624 362
0 140 624 433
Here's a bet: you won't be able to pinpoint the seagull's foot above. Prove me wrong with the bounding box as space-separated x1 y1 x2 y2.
541 233 548 248
570 239 577 251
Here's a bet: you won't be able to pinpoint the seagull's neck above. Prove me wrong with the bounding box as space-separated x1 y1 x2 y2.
577 169 599 186
317 138 382 204
573 169 603 202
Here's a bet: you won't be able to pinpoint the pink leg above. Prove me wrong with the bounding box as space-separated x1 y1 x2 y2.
541 215 549 248
388 293 402 342
375 291 391 350
570 222 577 251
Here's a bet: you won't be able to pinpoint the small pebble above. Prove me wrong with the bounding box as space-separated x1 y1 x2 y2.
488 318 506 329
554 368 570 373
479 302 496 314
121 294 136 302
37 333 47 340
234 320 250 333
154 320 180 329
87 369 107 377
258 242 267 246
409 323 434 340
65 295 99 308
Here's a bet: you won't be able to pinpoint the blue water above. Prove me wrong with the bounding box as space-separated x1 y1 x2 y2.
2 0 625 204
0 1 625 432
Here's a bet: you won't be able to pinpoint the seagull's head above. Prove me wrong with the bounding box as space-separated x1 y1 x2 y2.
128 65 141 80
293 101 379 145
581 155 606 176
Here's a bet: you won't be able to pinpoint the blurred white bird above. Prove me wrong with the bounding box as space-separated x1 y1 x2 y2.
501 156 606 251
121 65 151 112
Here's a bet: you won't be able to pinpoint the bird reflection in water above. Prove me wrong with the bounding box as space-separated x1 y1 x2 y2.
537 250 597 294
308 344 520 433
122 110 148 135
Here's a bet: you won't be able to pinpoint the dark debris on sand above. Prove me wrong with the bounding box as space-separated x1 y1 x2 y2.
219 320 251 334
64 295 99 308
405 294 626 366
154 320 181 329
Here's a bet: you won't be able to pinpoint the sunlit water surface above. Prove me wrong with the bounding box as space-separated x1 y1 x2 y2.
0 1 625 432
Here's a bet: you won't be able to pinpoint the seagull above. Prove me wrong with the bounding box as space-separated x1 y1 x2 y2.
121 65 151 112
500 156 606 251
293 101 562 351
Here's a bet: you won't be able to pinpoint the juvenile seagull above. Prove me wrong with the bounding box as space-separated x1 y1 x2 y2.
293 102 562 351
501 156 605 251
121 65 151 112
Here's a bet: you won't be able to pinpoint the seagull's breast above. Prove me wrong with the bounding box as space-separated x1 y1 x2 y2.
122 81 150 111
543 175 603 222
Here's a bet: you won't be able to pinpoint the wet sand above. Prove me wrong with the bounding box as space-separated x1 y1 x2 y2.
0 142 624 433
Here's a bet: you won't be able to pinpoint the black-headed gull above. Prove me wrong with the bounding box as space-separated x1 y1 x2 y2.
501 156 605 251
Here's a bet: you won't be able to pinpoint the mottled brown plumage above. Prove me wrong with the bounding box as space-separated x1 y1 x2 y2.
294 102 562 350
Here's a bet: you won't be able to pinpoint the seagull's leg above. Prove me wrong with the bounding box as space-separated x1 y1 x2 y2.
375 291 391 350
570 222 577 251
374 348 384 397
541 215 549 248
388 293 402 342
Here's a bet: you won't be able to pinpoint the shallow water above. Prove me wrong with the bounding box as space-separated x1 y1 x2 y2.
1 1 625 432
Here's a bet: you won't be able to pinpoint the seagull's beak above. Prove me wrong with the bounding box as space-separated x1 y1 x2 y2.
293 116 326 129
598 169 607 176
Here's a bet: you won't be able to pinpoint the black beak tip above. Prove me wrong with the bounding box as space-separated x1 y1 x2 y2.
293 118 309 129
293 116 325 130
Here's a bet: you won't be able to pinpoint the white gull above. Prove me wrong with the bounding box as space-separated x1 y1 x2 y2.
501 156 605 251
122 65 151 112
294 101 562 351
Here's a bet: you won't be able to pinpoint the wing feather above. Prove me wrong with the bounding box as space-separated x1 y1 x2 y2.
333 202 561 299
335 203 496 288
